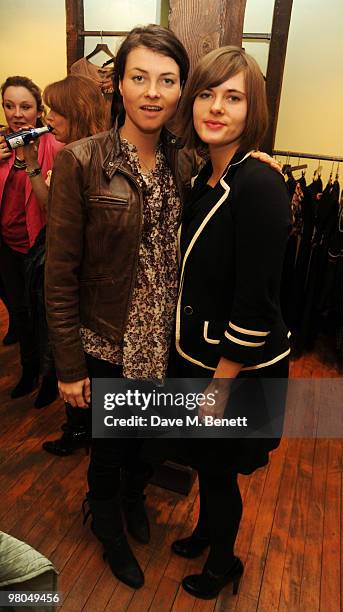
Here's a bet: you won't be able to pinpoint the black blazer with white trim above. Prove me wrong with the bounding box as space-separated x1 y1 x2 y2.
175 152 291 371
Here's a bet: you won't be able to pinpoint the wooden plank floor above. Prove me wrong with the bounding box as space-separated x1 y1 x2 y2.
0 302 342 612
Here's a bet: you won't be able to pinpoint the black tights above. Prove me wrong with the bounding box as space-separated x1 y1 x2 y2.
194 470 242 574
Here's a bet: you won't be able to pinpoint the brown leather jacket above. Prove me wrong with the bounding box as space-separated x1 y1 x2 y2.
45 124 196 382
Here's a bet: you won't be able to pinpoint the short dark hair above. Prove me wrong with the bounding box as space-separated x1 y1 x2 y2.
1 75 45 127
111 24 189 122
176 46 268 153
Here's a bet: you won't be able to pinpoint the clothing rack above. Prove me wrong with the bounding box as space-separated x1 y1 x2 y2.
243 33 271 40
273 150 343 163
79 30 272 40
79 30 130 37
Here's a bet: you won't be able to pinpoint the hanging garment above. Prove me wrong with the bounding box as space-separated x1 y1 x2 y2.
316 183 343 355
281 176 306 329
70 57 114 127
296 177 340 352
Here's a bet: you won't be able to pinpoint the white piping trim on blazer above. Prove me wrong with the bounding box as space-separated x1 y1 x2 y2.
177 224 182 266
190 174 199 188
203 321 220 344
242 347 291 371
224 331 265 347
175 151 252 367
229 321 270 337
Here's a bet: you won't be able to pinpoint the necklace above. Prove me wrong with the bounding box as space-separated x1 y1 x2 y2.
139 154 156 175
119 129 157 174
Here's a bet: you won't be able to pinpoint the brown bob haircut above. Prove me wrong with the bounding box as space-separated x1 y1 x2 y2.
44 75 107 143
112 24 189 122
177 46 268 152
1 75 45 127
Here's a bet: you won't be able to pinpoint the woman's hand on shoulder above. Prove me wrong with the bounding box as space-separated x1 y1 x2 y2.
58 377 91 408
0 135 11 162
251 150 282 174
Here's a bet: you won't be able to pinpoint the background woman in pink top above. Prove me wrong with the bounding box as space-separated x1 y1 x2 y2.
0 76 62 398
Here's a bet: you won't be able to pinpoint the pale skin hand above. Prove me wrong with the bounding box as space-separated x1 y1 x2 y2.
251 150 282 173
0 125 49 209
58 377 91 408
0 135 12 161
198 357 242 421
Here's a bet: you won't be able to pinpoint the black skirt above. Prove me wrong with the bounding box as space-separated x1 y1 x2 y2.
158 350 289 476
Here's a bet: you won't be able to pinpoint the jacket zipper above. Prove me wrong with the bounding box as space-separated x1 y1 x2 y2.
89 195 128 204
114 167 143 331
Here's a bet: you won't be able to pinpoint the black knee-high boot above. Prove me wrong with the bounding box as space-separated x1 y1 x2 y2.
121 463 153 544
2 309 17 345
82 493 144 589
34 374 59 409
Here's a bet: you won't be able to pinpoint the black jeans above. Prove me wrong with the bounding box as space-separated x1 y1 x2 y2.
0 242 38 368
86 354 151 500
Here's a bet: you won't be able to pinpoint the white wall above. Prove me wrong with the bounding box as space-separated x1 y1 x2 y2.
243 0 343 180
275 0 343 165
0 0 66 125
83 0 160 63
0 0 161 123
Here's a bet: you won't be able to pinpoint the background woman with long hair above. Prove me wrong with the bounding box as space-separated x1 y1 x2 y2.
24 75 107 444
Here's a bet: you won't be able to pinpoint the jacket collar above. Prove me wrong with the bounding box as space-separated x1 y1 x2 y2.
102 116 183 179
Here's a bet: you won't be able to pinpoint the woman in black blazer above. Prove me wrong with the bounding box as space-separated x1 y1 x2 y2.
169 47 291 599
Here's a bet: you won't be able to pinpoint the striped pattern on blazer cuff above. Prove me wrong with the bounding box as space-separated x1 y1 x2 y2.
224 321 271 348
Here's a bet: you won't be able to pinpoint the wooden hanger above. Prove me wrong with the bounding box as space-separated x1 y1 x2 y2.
86 31 114 61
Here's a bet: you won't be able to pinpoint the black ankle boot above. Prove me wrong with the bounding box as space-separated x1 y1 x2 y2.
34 375 58 409
42 403 90 456
82 493 144 589
182 556 243 600
42 429 90 456
121 466 153 544
11 365 39 399
172 532 210 558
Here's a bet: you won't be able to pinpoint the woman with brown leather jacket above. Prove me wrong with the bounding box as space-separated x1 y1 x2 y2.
45 25 191 590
